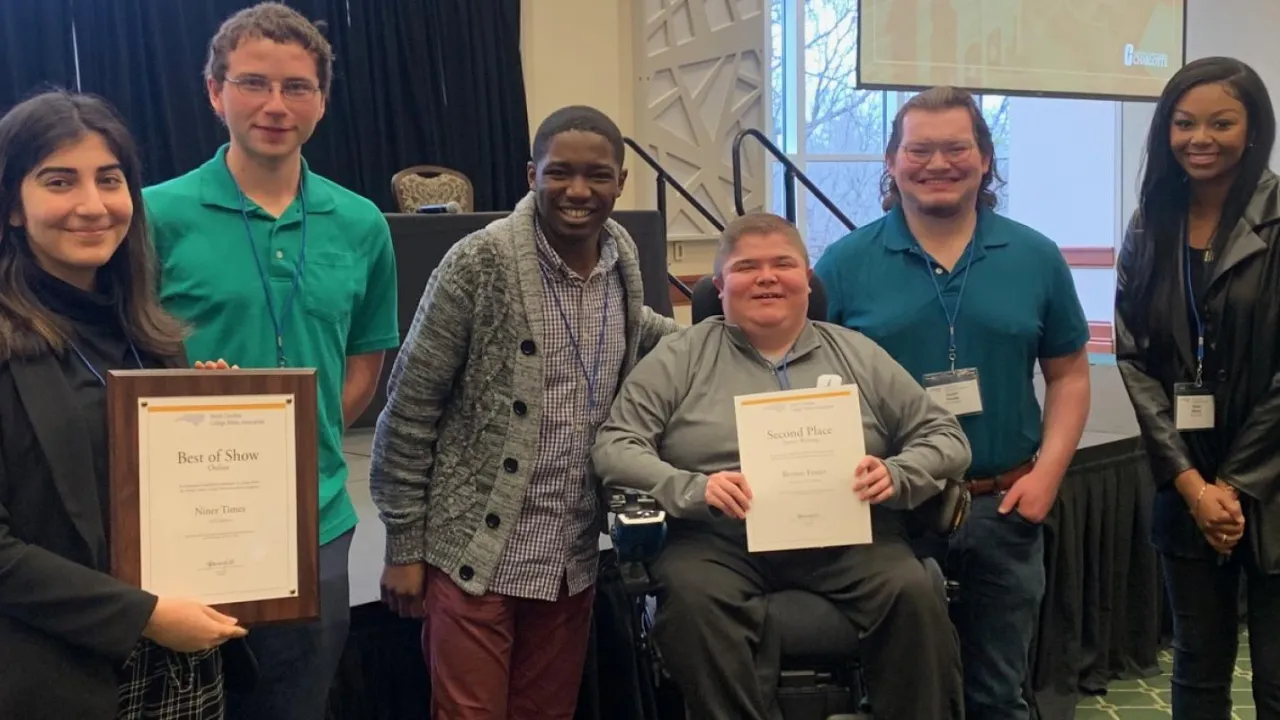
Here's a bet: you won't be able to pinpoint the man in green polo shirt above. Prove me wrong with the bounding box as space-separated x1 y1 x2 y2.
816 87 1091 720
144 4 399 719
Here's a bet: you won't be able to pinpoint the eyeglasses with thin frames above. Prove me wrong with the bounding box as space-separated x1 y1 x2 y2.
225 75 320 101
900 142 976 165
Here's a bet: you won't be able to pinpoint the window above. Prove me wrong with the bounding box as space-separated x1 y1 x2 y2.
768 0 1010 261
767 0 1120 355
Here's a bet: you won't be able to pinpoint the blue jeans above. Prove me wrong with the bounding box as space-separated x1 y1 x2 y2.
946 495 1045 720
1162 552 1280 719
226 530 354 720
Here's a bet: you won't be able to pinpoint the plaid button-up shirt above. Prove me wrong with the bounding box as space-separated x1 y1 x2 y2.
487 221 627 601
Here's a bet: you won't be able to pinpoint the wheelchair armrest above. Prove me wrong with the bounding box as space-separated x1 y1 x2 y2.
607 490 668 596
908 479 971 539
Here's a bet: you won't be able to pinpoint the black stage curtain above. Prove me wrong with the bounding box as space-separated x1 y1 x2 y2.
71 0 528 212
430 0 532 211
0 0 77 112
72 0 241 184
1031 438 1166 720
290 0 449 212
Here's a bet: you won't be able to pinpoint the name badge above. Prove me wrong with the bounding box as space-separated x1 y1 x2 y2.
816 374 843 388
1174 382 1215 431
923 368 983 416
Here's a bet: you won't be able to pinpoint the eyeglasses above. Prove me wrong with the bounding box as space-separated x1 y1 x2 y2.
225 75 320 100
900 143 976 164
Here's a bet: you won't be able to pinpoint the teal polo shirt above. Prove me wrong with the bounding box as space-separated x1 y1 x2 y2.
145 144 400 545
814 206 1089 477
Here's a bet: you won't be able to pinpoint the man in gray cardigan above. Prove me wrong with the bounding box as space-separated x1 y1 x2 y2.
370 106 679 719
592 213 967 720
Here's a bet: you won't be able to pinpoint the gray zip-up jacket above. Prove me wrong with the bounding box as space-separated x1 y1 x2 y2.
369 193 678 596
592 318 971 528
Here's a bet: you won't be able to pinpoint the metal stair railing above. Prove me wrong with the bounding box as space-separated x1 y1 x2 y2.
623 137 730 299
731 128 857 233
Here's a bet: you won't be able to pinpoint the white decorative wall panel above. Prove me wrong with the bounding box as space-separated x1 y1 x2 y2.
634 0 768 244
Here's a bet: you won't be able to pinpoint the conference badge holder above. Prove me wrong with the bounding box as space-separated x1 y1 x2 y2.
924 367 983 416
1174 382 1215 431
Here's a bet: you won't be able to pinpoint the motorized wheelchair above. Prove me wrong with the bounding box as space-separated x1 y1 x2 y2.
608 274 971 720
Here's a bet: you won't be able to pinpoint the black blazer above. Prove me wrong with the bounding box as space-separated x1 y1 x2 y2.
1116 170 1280 572
0 352 254 718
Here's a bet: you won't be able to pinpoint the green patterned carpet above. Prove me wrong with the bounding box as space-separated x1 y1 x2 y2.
1075 631 1255 719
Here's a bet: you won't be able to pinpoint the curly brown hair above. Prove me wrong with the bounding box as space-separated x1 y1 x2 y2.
204 2 333 95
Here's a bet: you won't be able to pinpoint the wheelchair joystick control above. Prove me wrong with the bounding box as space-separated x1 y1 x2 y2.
607 490 668 596
608 491 667 563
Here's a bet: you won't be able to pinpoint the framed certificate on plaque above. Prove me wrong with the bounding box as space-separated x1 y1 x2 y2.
106 369 320 626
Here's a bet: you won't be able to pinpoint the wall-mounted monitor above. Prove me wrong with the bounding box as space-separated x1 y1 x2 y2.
857 0 1186 101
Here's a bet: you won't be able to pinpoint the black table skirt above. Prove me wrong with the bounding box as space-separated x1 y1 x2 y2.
1031 437 1168 720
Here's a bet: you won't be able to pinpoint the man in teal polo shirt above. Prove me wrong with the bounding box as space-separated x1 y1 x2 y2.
144 4 399 719
815 86 1091 720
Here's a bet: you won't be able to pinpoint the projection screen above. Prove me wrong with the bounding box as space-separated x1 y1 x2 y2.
857 0 1186 100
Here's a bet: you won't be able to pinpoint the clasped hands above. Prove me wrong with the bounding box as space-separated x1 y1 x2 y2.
1190 476 1245 555
705 456 894 520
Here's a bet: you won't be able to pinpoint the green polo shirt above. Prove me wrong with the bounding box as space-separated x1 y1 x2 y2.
814 206 1089 477
145 144 400 545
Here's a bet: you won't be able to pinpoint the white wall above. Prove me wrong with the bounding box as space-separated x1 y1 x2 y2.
520 0 638 208
1004 97 1121 323
1006 98 1120 250
1185 0 1280 171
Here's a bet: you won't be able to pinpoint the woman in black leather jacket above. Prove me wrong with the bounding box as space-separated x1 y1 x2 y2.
1116 56 1280 719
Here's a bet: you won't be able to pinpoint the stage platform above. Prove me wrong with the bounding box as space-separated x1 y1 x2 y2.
328 362 1158 720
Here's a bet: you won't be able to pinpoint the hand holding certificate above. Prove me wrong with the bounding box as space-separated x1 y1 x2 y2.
853 456 896 504
108 369 320 626
734 385 873 553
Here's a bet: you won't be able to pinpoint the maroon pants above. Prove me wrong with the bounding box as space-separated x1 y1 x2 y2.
422 566 595 719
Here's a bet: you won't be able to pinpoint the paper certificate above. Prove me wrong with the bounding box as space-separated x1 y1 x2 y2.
136 395 300 605
735 386 872 553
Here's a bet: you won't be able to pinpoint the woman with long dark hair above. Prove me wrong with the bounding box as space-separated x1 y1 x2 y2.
0 90 250 719
1116 56 1280 718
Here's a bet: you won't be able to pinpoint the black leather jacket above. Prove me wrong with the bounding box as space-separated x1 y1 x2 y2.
1116 170 1280 573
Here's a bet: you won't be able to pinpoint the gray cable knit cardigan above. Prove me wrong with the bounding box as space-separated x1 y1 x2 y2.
369 192 679 596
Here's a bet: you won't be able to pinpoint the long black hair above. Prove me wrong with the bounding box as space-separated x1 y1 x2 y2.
1135 57 1276 328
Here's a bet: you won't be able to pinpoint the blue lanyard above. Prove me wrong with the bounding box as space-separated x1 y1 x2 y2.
915 241 974 371
1184 239 1206 386
540 268 611 410
228 164 308 368
70 342 144 386
774 352 792 390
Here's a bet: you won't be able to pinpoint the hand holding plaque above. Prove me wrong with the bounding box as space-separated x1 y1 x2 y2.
193 358 239 370
142 597 249 652
108 369 320 626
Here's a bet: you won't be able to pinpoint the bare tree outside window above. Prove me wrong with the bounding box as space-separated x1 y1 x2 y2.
769 0 1012 261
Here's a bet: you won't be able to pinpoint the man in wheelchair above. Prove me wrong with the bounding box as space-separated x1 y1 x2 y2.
591 213 968 720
